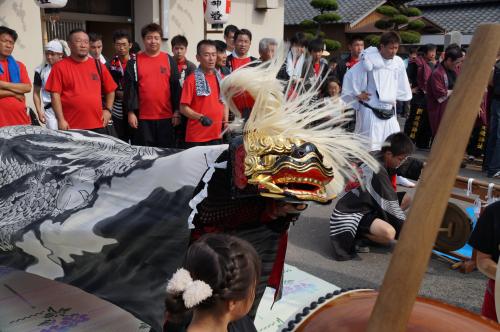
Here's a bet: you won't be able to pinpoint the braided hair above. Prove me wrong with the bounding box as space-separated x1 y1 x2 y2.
165 233 261 315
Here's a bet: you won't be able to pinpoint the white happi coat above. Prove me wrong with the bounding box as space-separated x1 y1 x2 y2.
341 46 412 150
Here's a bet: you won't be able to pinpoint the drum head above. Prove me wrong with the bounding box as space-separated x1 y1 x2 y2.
289 289 500 331
434 202 472 252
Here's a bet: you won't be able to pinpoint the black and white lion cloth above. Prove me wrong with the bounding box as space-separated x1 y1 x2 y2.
0 126 227 331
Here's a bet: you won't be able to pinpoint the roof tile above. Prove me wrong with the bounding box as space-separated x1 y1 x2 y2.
408 0 498 6
410 2 500 34
285 0 384 26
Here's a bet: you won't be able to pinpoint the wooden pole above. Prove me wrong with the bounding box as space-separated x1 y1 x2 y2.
367 24 500 332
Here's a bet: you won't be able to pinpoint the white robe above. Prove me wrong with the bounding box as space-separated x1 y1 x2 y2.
34 63 58 130
286 51 305 79
341 47 412 150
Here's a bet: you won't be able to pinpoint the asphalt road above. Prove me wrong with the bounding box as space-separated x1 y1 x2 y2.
284 151 500 314
285 201 487 313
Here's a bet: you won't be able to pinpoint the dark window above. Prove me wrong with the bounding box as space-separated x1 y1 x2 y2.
63 0 132 17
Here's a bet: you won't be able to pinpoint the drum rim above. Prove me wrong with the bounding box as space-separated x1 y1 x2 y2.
281 288 373 332
434 201 472 252
282 287 500 331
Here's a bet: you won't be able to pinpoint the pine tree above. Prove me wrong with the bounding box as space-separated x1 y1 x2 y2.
299 0 342 52
366 1 424 46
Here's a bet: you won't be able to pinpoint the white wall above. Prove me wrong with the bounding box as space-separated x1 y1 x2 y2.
134 0 167 51
0 0 44 109
167 0 284 62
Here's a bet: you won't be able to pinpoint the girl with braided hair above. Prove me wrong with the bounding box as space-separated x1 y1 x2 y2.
164 233 261 332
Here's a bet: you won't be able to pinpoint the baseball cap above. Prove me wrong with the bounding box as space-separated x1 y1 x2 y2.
45 40 64 53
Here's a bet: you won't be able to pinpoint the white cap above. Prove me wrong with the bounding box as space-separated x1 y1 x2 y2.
45 40 63 53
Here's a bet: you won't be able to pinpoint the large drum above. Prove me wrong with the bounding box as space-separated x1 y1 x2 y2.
434 202 473 253
283 289 500 331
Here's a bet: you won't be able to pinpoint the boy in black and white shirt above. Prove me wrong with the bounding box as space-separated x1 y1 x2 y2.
329 133 423 260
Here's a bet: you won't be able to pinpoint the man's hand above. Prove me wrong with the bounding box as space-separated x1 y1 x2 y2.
268 203 308 220
37 111 46 124
102 109 112 127
199 116 213 127
128 112 138 129
172 112 181 127
58 118 70 130
357 91 371 101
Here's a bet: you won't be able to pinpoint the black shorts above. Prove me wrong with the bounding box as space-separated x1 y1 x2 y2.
133 118 174 148
357 192 407 236
183 139 223 149
89 124 117 138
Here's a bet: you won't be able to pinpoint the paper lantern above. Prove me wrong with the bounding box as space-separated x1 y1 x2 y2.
203 0 231 29
34 0 68 9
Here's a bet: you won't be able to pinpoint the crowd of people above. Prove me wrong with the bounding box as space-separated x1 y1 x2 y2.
1 21 500 330
0 23 280 149
1 22 499 172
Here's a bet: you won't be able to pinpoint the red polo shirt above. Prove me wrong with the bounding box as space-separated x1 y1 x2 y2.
137 52 173 120
181 71 225 142
45 57 117 129
230 56 252 71
0 59 31 127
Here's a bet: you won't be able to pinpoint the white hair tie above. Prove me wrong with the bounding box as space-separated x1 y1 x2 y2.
166 268 213 309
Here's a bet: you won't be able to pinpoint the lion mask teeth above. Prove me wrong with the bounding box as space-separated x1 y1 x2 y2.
244 133 334 203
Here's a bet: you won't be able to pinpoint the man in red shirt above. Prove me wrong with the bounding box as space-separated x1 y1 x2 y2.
226 29 257 73
171 35 196 88
335 36 364 84
0 26 32 127
45 29 116 133
124 23 181 148
180 40 228 147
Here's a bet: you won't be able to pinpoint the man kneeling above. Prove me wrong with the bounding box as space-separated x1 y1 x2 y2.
329 133 423 260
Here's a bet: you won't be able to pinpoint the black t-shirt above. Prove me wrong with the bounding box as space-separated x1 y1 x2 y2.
33 70 42 87
468 201 500 263
445 67 457 90
407 61 418 88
